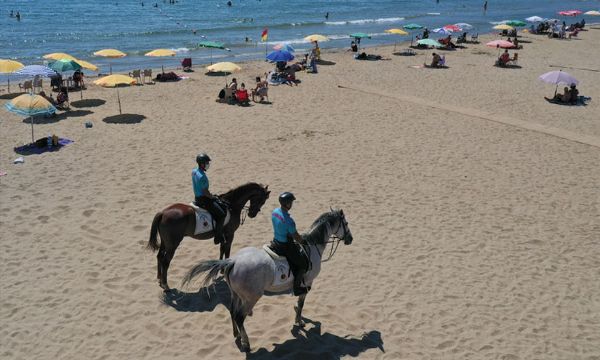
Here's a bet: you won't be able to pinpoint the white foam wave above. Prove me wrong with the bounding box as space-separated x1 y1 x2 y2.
325 17 404 26
171 47 190 53
427 12 441 15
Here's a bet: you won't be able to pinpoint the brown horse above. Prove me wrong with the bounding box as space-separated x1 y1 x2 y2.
148 182 270 290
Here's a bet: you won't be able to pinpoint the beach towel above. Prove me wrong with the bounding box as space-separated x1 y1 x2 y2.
14 138 74 156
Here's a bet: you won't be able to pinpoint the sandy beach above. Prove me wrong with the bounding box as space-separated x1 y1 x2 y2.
1 28 599 359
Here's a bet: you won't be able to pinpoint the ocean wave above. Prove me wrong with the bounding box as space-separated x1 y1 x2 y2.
325 17 405 26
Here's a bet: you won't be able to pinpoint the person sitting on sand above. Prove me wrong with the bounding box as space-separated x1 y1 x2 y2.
569 84 579 104
252 76 268 102
512 37 520 49
228 78 238 92
236 83 250 105
546 87 571 103
497 49 510 66
430 52 441 67
349 41 358 52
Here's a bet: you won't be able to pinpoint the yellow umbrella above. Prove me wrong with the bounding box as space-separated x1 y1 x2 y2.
304 34 329 42
93 49 127 58
94 49 127 74
74 59 98 72
94 74 137 114
385 28 409 35
206 62 241 73
145 49 176 73
0 59 24 93
493 24 515 31
385 28 409 51
43 52 77 61
5 93 56 142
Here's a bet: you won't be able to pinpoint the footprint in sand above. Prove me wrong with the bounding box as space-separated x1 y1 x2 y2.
436 340 455 350
133 225 146 231
83 209 95 217
37 215 50 223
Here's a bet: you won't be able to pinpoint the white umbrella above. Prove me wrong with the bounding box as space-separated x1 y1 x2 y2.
432 27 453 35
454 23 474 30
14 65 57 77
539 70 579 97
526 16 545 23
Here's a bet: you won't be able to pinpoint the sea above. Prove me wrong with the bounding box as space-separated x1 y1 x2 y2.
0 0 598 74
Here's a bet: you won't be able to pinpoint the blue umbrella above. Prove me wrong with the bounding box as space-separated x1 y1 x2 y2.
14 65 57 77
266 50 295 62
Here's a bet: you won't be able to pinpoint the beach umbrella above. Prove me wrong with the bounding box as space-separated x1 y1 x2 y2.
93 49 127 74
74 59 98 72
486 40 515 49
48 59 81 73
273 43 295 53
417 39 444 48
505 20 527 27
197 41 226 65
304 34 329 42
266 50 295 62
525 16 545 23
443 24 461 32
558 10 582 16
43 52 77 61
539 70 579 97
5 93 56 143
404 23 423 30
145 49 176 74
350 32 371 39
493 24 514 31
385 28 408 51
584 10 600 16
15 65 57 78
0 59 24 93
432 27 453 35
206 62 241 73
93 74 137 115
454 23 474 30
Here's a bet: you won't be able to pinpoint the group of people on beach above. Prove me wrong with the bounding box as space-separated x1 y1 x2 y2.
192 154 310 296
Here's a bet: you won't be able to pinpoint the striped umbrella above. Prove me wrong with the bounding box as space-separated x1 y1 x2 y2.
5 93 56 142
15 65 57 77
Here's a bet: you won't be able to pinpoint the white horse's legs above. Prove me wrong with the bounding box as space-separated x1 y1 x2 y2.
294 293 307 327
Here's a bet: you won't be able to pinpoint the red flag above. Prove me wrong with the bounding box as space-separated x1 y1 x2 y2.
261 28 268 42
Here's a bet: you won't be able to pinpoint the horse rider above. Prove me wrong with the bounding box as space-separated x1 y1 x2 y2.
192 153 226 244
270 192 309 296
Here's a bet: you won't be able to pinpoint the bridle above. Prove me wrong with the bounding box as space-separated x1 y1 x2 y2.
305 212 351 263
240 190 268 225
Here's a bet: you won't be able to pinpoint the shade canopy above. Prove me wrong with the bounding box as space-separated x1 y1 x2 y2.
525 16 545 23
350 32 371 39
15 65 57 77
94 74 137 87
5 93 56 117
403 23 423 30
197 41 225 49
266 50 295 62
493 24 515 30
304 34 329 42
0 59 24 73
486 40 515 48
93 49 127 58
43 52 77 61
385 28 409 35
505 20 527 27
206 62 241 73
417 39 444 47
539 70 579 86
145 49 176 57
74 59 98 71
49 59 82 72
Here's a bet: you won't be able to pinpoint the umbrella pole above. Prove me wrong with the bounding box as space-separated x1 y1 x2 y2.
162 65 165 74
7 75 10 93
30 116 34 143
117 87 122 114
110 63 113 75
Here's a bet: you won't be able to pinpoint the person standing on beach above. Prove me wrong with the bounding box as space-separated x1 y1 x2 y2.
192 153 226 245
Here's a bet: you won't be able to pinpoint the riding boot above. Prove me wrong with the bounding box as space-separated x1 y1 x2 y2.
293 270 308 296
213 219 225 245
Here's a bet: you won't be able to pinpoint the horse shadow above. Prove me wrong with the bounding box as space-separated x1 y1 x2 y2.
247 318 384 359
160 278 232 313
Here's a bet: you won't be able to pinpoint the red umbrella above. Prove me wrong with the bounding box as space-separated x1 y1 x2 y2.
558 10 582 16
486 40 515 49
443 24 461 32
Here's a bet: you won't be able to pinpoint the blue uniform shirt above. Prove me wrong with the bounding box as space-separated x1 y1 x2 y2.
272 207 296 243
192 167 209 197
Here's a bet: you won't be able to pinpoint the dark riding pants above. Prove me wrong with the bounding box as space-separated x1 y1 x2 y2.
195 196 226 244
270 240 309 295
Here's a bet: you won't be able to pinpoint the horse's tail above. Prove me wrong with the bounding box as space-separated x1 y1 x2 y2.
182 259 234 288
147 212 162 252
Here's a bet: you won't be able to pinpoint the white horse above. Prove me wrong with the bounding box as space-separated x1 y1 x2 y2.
182 209 353 352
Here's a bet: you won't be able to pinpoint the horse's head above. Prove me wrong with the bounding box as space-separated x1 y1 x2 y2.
330 208 353 245
248 184 270 218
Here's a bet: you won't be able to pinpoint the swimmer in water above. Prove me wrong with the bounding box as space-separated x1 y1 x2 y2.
325 12 329 20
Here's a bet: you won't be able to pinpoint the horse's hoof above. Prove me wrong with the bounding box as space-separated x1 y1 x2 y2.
295 320 305 328
241 343 250 353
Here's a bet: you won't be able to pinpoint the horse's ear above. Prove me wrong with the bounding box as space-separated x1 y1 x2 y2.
330 206 333 212
266 191 271 197
340 209 344 215
265 185 269 190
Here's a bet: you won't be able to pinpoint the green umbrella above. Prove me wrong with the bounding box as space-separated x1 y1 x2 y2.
417 39 444 48
404 23 423 30
49 59 83 99
349 32 371 39
197 41 226 65
505 20 527 27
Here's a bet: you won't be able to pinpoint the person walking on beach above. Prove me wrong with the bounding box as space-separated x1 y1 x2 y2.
192 153 227 245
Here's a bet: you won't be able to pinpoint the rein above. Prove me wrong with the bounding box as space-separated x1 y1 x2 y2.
304 215 347 263
240 206 249 225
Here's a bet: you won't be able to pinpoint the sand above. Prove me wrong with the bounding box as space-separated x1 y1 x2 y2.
1 29 599 359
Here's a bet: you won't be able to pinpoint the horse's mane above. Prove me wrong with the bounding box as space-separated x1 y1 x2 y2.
219 182 265 199
301 209 342 245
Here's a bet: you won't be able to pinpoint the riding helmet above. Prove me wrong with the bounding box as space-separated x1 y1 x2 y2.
196 153 211 165
279 192 296 205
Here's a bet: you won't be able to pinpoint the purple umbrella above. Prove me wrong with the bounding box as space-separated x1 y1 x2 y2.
539 70 579 96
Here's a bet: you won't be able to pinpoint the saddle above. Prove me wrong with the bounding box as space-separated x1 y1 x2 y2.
189 202 231 235
263 244 293 287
